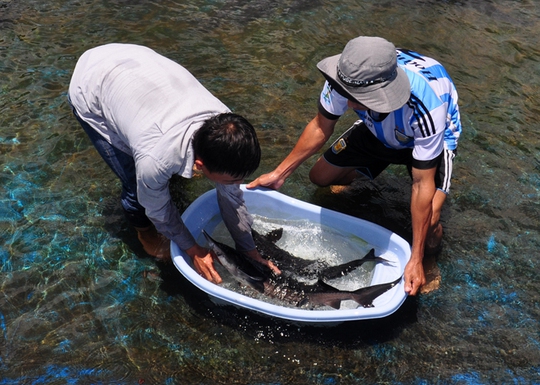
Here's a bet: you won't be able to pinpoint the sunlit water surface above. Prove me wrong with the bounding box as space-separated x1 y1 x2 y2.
1 0 540 384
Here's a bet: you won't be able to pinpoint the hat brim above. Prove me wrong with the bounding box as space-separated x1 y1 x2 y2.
317 54 411 113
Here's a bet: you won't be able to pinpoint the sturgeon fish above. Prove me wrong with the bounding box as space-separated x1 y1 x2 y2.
251 228 390 280
203 229 401 309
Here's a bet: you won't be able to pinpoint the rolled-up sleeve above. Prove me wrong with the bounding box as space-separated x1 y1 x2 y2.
216 184 256 252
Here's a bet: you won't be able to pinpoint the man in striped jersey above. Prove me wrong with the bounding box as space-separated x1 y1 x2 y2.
248 36 461 296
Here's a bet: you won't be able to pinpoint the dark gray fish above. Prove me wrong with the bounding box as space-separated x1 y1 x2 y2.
203 230 268 293
298 276 403 309
203 229 400 309
251 228 390 280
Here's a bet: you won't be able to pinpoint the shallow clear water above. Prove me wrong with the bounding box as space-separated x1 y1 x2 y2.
1 0 540 384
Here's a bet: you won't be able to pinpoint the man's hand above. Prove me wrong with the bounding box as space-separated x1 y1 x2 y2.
185 244 222 284
246 170 285 190
403 258 426 296
244 249 281 275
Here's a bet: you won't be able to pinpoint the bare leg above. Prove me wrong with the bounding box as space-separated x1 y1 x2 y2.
426 189 447 254
420 189 447 294
309 157 359 187
136 226 171 261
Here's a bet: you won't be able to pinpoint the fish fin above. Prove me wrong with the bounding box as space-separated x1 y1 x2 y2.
324 299 342 310
234 269 266 293
315 279 341 291
364 248 376 259
247 274 266 282
265 228 283 243
351 275 403 308
363 249 393 265
361 248 381 262
235 263 268 283
320 260 363 280
319 249 392 280
297 296 341 309
296 298 308 307
248 279 265 293
351 291 377 308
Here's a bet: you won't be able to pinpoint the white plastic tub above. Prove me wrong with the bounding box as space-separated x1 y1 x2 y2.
171 186 411 324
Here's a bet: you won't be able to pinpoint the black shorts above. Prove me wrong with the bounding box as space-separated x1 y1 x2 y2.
323 121 456 193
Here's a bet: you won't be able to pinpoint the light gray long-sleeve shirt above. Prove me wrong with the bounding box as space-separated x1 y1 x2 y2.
68 43 255 252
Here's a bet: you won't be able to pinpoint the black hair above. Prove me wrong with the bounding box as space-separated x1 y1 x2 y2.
192 113 261 179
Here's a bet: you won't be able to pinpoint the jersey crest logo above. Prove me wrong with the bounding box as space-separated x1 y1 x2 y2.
322 83 332 105
332 138 347 154
394 128 414 145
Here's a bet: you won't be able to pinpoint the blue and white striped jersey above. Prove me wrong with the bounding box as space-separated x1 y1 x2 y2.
318 49 461 164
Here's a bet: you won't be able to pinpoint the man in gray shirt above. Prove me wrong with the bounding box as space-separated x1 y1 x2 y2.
69 43 278 283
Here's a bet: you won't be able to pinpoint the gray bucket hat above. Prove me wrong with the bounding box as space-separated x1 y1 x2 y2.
317 36 411 113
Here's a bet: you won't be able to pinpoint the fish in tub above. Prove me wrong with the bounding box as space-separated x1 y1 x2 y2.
204 228 400 309
171 186 411 324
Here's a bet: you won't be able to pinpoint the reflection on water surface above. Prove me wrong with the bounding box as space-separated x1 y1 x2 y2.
1 0 540 384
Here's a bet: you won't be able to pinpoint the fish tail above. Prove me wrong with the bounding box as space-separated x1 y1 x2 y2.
319 249 386 280
361 248 392 265
351 276 403 308
297 295 342 310
350 291 376 308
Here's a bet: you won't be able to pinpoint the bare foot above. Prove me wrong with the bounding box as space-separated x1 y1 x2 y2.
136 226 171 262
425 222 443 255
419 222 444 294
330 185 348 194
420 253 441 294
